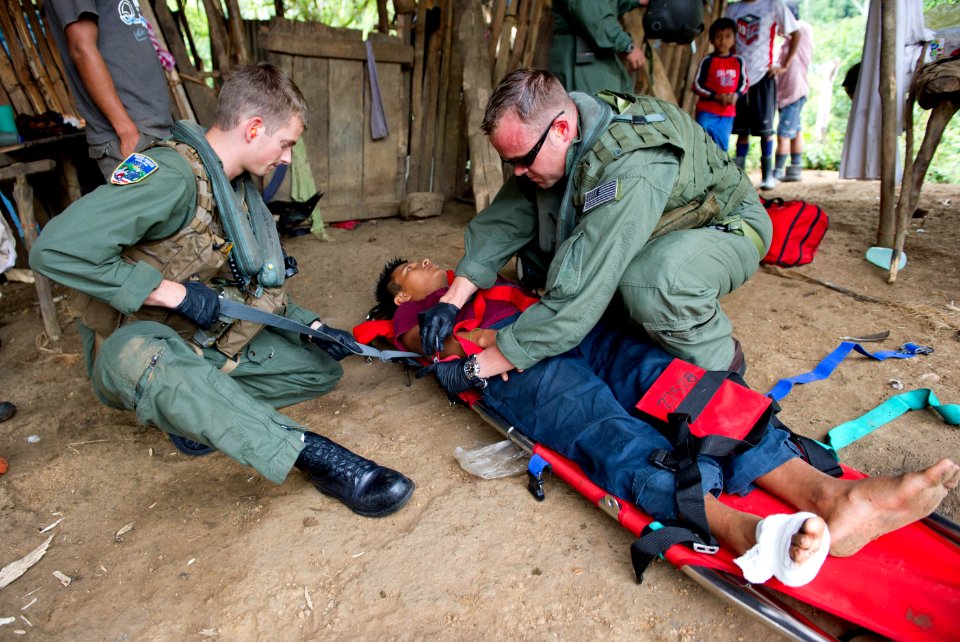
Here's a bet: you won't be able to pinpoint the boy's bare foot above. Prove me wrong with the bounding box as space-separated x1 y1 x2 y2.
826 458 960 557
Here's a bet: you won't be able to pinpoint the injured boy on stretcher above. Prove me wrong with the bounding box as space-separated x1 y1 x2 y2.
372 257 960 587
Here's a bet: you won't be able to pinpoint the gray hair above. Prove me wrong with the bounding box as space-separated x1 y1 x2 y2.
481 68 568 135
214 63 309 134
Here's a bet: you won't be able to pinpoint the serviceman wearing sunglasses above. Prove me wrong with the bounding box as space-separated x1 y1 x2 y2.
417 68 772 391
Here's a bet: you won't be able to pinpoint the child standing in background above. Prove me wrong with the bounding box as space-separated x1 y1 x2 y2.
725 0 800 190
693 18 748 152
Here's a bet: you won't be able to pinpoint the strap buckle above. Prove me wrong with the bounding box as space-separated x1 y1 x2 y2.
902 343 934 355
692 542 720 555
649 449 677 472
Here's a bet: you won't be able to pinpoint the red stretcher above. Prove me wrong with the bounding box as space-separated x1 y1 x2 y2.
355 320 960 642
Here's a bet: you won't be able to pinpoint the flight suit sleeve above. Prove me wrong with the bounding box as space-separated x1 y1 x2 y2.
496 146 680 370
29 147 196 315
564 0 635 54
455 175 538 289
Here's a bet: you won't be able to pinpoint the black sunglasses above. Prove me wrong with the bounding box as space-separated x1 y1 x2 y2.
502 111 565 168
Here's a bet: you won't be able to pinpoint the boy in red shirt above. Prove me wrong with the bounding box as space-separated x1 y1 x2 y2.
693 18 748 152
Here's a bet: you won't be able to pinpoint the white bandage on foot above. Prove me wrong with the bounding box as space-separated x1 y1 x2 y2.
733 512 830 587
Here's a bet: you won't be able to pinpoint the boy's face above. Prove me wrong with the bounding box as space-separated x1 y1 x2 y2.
391 258 447 304
712 28 735 55
246 115 304 177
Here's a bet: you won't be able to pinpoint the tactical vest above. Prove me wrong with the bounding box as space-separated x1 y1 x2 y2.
559 91 753 249
67 142 287 359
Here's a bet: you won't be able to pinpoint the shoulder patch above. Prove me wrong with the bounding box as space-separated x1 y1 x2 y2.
111 153 159 185
583 178 621 213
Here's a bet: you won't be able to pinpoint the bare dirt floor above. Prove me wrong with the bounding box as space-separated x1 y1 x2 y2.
1 171 958 641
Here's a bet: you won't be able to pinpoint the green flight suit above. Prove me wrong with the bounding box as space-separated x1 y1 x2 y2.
30 146 342 484
455 92 773 372
549 0 640 94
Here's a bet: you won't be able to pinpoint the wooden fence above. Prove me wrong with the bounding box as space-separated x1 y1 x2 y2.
1 0 727 216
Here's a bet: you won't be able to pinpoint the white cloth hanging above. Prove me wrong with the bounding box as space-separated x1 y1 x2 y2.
839 0 929 180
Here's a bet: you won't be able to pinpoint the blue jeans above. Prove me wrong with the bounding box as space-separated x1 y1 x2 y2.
481 318 799 520
777 96 807 139
695 111 735 152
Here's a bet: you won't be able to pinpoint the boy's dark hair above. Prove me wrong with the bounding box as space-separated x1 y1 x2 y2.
372 257 407 320
709 17 736 41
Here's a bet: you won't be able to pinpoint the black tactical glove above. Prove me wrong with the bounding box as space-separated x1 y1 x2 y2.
416 355 487 396
174 281 221 329
418 302 460 355
306 323 361 361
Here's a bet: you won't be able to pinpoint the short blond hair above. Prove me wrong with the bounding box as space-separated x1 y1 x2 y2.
481 68 568 136
214 63 308 134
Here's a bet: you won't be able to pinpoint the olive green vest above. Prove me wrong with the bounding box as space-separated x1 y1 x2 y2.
68 142 287 359
544 91 754 254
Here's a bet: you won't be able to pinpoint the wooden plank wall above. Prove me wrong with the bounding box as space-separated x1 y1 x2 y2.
261 18 411 222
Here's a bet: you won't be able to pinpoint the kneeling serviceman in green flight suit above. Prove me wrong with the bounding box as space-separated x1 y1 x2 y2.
31 63 414 518
417 68 772 392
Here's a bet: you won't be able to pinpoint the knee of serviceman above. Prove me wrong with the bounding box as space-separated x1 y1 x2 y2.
299 361 344 397
92 321 192 410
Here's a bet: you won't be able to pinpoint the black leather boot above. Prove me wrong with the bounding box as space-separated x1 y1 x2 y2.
295 432 414 517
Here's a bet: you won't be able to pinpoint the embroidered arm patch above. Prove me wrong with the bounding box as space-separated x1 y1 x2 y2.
111 153 159 185
583 178 621 213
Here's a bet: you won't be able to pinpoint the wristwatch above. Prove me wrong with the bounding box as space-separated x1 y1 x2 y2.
463 355 489 389
624 41 636 54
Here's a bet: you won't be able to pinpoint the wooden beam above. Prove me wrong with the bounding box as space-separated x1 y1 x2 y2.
261 29 414 65
0 159 55 180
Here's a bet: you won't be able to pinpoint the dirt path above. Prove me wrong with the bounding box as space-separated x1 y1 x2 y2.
1 172 958 640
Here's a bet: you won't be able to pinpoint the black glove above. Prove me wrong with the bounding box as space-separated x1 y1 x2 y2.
418 302 460 355
174 281 221 329
306 324 361 361
416 357 485 396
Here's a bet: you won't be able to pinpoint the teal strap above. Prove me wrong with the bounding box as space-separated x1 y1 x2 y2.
827 388 960 453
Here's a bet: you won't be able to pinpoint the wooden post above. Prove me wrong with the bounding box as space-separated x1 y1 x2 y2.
876 0 897 248
407 0 428 191
224 0 250 65
457 0 504 211
200 0 231 75
889 98 959 282
377 0 391 34
0 160 61 340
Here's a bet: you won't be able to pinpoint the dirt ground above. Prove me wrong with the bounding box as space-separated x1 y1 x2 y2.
1 171 958 641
